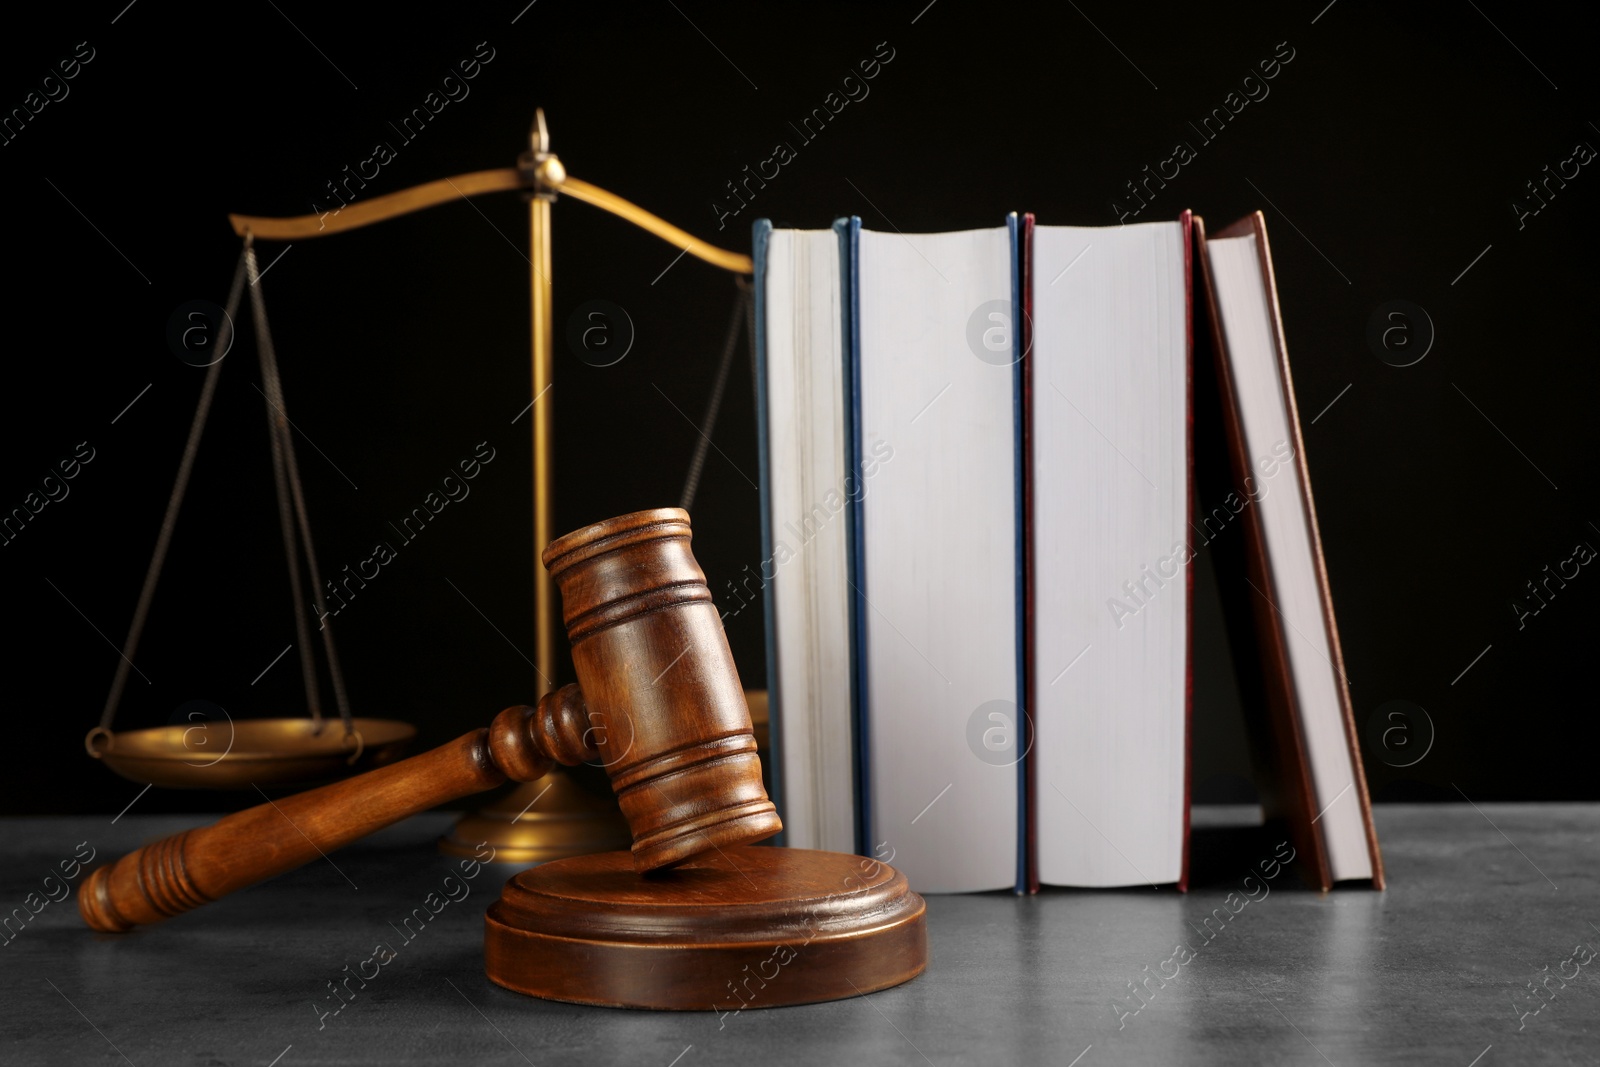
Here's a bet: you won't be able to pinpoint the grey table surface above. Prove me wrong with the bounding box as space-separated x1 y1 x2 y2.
1 804 1595 1066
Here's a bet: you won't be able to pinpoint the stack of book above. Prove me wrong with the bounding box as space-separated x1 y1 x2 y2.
753 211 1383 893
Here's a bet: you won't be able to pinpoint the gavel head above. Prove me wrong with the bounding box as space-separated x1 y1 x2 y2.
533 508 781 872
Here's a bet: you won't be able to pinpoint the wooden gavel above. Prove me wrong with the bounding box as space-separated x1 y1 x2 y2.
81 508 782 933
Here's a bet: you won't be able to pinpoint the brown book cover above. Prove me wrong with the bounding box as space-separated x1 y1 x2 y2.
1194 212 1385 890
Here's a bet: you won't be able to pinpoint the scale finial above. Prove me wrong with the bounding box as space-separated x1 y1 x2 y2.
520 108 564 198
531 107 550 157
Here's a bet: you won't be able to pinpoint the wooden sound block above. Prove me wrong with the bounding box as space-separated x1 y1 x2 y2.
484 846 927 1010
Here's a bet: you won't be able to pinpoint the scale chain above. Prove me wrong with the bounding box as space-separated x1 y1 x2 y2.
97 251 249 731
679 278 752 513
245 245 354 735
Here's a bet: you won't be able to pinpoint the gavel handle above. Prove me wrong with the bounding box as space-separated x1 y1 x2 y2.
80 731 502 933
81 692 598 933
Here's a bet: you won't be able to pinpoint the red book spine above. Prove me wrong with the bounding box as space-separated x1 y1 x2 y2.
1021 212 1039 895
1178 209 1195 894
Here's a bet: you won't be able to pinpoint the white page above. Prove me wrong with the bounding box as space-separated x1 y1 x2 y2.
763 228 857 854
858 225 1018 893
1033 220 1189 887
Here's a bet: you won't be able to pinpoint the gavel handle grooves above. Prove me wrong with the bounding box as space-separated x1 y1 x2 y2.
81 694 594 933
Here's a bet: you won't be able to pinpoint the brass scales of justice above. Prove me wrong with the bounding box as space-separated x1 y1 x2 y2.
85 109 760 860
77 112 929 1009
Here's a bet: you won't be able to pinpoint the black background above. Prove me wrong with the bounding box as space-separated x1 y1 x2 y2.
2 1 1594 815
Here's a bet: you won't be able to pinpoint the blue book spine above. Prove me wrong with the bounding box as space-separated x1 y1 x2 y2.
1008 212 1028 895
838 215 870 859
750 218 784 847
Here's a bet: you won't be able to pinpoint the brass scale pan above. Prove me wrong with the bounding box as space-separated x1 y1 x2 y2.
87 718 416 790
